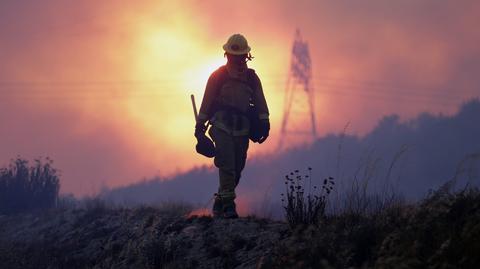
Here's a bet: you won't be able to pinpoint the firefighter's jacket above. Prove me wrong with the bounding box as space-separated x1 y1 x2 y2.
198 63 269 136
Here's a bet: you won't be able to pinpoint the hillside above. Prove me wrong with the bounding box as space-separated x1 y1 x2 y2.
1 188 479 268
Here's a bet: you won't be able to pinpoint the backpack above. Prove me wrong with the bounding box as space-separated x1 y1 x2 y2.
211 65 263 142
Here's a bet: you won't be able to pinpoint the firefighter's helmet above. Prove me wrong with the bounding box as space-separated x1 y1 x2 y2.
223 34 251 55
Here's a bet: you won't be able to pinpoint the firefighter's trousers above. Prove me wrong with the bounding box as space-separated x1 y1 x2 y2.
209 126 249 202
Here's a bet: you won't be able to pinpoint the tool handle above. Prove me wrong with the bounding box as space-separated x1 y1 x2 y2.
191 94 198 121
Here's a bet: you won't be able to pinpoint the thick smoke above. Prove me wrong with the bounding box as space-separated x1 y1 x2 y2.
102 99 480 214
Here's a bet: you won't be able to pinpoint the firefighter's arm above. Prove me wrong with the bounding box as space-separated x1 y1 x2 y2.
252 72 270 120
252 72 270 143
197 71 220 124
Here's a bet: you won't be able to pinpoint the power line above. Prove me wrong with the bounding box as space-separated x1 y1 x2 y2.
0 75 469 97
0 76 475 106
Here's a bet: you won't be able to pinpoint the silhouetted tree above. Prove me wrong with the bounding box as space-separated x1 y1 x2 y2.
0 157 60 215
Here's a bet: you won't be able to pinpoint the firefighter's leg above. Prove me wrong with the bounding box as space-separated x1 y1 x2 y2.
209 126 238 218
234 135 249 187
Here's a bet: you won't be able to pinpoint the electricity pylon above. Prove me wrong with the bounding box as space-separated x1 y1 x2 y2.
278 29 317 149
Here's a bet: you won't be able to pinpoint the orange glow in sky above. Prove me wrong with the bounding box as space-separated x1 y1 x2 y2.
1 1 478 195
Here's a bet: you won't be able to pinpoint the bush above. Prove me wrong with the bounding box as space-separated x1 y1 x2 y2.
0 157 60 215
281 168 334 228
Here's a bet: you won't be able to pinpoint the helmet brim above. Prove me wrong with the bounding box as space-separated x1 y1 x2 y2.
223 44 251 55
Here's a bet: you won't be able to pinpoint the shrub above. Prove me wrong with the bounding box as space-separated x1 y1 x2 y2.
281 168 334 228
0 157 60 215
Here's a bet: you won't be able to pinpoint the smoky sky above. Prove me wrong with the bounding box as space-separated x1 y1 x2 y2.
1 1 479 196
103 99 480 216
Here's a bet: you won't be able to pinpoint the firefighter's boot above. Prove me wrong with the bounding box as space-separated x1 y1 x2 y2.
212 195 223 218
223 200 239 219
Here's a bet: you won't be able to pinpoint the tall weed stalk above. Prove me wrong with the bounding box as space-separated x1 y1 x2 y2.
281 168 334 228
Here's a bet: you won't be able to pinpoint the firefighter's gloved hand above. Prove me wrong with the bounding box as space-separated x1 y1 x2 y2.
258 119 270 144
194 121 207 137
